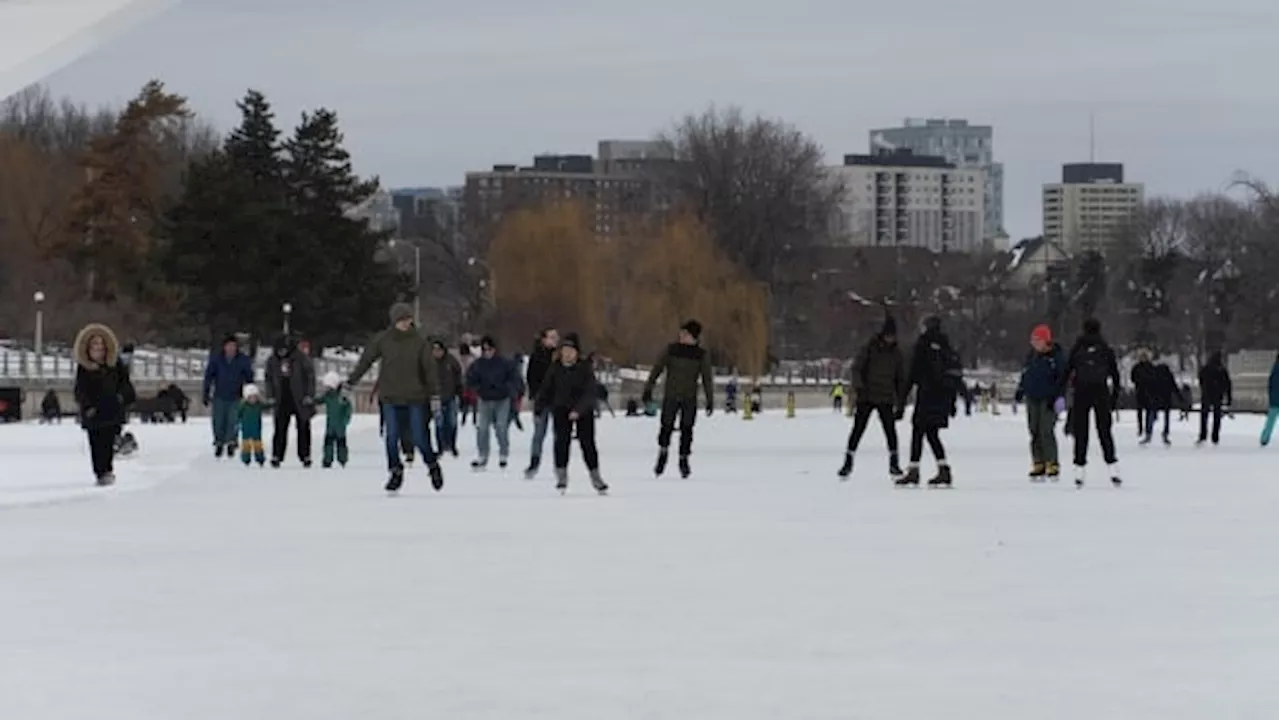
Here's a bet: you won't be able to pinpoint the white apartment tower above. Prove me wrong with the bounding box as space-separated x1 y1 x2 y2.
829 149 986 253
869 118 1004 248
1042 163 1144 254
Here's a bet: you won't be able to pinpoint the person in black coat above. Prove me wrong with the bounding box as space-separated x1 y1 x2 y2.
1065 318 1122 487
40 389 62 423
72 323 136 486
264 333 316 467
1129 351 1157 438
897 316 962 487
535 333 608 495
1196 351 1232 446
1141 362 1179 445
838 314 906 480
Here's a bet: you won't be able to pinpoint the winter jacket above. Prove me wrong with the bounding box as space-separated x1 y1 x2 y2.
72 323 137 430
41 390 61 417
1130 360 1157 408
1016 343 1068 401
348 327 437 405
1143 364 1179 410
203 351 254 403
851 336 906 406
1197 354 1232 406
1068 333 1121 402
466 354 520 401
264 337 316 415
238 400 265 440
436 352 463 401
320 389 353 437
535 359 598 416
902 328 962 429
526 342 555 397
1268 361 1278 408
643 342 714 407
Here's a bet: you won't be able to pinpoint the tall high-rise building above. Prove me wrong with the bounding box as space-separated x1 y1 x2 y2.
869 118 1004 247
828 148 986 253
1042 163 1143 254
596 139 673 175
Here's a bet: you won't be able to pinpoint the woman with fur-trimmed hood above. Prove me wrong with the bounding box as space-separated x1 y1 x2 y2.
73 323 136 486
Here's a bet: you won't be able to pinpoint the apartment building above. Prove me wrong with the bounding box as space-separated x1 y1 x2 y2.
1042 163 1144 254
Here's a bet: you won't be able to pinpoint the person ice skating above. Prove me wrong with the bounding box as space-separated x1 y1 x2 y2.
375 378 415 467
897 316 962 487
319 372 353 468
536 333 608 495
1014 324 1067 481
348 303 444 493
725 377 739 413
1130 350 1156 438
642 319 715 478
522 328 559 477
40 389 62 423
1196 351 1232 446
72 323 136 486
466 336 520 469
509 361 527 433
1141 362 1179 446
432 340 463 457
203 334 253 458
265 334 316 467
838 314 905 480
458 343 477 427
1259 356 1280 445
830 382 846 413
1066 318 1122 487
238 384 267 466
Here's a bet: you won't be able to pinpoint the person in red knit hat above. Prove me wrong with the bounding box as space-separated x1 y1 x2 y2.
1015 323 1068 480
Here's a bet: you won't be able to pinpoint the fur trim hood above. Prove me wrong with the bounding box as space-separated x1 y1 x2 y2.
74 323 120 370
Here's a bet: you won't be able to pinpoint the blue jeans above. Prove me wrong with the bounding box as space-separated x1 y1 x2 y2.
211 397 239 446
1144 407 1169 439
435 397 458 453
381 403 436 470
475 399 511 461
530 409 551 461
1262 407 1278 446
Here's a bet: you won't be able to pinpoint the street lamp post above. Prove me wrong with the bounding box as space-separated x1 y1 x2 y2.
33 291 45 378
282 302 292 336
389 239 423 327
468 256 497 310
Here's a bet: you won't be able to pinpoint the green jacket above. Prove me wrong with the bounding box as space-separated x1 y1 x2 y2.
643 342 714 406
238 400 265 439
348 327 438 405
321 390 353 436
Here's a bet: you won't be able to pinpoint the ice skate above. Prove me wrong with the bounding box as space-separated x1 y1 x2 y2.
385 467 404 494
1029 462 1045 482
888 454 903 480
471 457 488 471
429 463 444 492
1162 435 1171 447
215 444 225 458
837 452 853 480
1045 462 1060 481
1108 462 1121 487
301 458 312 469
499 456 508 469
225 442 238 458
654 448 669 477
95 473 115 487
927 464 952 488
555 467 569 494
270 458 282 469
523 457 540 480
1073 465 1086 488
678 455 691 479
895 465 921 487
589 468 609 495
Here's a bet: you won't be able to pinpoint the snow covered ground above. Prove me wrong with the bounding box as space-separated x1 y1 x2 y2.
0 410 1275 719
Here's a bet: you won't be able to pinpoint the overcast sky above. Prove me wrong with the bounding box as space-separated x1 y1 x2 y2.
44 0 1278 238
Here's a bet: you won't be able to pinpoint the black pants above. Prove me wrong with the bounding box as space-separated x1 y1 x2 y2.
272 394 312 462
833 397 843 412
1135 406 1147 436
1072 390 1117 466
1198 402 1224 443
909 424 945 463
87 426 116 477
553 408 599 470
846 403 898 455
658 397 697 456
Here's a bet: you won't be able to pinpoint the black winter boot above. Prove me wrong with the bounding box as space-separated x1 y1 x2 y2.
386 467 404 493
654 448 669 477
429 463 444 492
678 455 691 478
927 464 952 488
895 465 921 486
837 452 853 480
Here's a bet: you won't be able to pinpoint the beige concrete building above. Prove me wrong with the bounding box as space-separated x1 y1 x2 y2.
1042 163 1143 254
828 149 986 253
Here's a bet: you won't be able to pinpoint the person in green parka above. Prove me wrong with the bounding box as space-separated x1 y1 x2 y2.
320 371 353 468
238 383 268 467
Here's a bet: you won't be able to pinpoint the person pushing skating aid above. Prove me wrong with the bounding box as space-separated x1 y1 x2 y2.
642 319 714 478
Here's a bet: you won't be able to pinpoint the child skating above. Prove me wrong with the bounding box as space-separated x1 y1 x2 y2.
239 384 267 467
535 333 608 495
320 372 353 468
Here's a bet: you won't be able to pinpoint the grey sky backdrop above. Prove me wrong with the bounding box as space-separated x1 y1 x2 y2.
45 0 1278 239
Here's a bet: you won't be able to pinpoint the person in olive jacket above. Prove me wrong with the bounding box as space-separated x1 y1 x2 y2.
348 303 444 493
838 314 906 480
535 332 608 495
73 323 136 486
432 340 463 457
265 333 316 468
642 319 715 478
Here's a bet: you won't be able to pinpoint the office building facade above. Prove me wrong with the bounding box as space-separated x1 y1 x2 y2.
1042 163 1143 254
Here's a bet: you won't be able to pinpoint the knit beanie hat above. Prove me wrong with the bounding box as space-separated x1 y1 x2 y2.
389 303 414 324
1031 324 1052 343
560 332 581 351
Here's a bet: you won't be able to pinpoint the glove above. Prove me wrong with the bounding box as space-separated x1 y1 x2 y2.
1053 397 1066 414
641 390 653 405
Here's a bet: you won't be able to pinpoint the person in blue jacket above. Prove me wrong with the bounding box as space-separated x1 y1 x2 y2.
1262 358 1278 447
1014 324 1068 480
465 335 521 470
203 334 255 458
